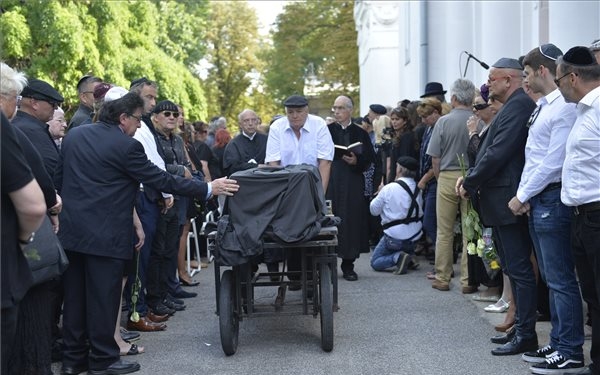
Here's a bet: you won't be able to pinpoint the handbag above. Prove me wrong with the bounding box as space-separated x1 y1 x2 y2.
22 215 69 285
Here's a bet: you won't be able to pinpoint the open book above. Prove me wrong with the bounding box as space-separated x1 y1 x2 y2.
334 141 363 159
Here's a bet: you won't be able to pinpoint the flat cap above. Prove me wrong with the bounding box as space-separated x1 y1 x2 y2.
420 82 447 98
396 156 419 172
283 95 308 108
153 100 179 114
104 86 128 102
21 79 64 103
538 43 563 61
492 58 523 70
369 104 387 115
562 46 598 66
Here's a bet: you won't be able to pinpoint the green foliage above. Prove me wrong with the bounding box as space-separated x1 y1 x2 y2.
0 0 208 120
265 0 359 106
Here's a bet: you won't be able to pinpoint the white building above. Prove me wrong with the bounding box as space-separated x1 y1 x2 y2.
354 0 600 114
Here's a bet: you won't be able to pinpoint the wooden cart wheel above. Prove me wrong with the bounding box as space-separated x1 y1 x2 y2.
219 270 239 355
319 262 334 352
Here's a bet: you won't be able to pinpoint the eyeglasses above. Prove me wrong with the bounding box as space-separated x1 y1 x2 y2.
473 103 490 111
526 104 542 128
331 106 348 111
242 118 259 123
127 113 142 122
553 71 572 86
161 111 180 118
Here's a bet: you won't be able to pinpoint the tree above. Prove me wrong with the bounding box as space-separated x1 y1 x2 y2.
264 0 359 109
202 1 265 126
0 0 210 120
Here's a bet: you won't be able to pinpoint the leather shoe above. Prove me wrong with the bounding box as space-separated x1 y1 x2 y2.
462 285 478 294
431 279 450 291
88 359 140 375
150 303 175 316
163 298 185 311
61 364 88 375
172 289 198 299
491 335 538 356
490 326 515 344
146 311 169 323
126 316 166 332
342 270 358 281
119 327 140 343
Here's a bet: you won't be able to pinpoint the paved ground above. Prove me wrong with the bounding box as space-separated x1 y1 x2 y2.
53 252 591 375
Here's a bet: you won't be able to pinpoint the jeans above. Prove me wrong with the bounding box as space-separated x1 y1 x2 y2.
529 188 584 360
125 192 160 316
571 202 600 372
370 234 415 271
423 180 437 245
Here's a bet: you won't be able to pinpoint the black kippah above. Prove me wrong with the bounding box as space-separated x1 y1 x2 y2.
563 46 597 66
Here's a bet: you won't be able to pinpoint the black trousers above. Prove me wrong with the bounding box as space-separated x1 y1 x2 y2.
1 304 19 374
146 201 180 307
62 251 124 371
571 205 600 375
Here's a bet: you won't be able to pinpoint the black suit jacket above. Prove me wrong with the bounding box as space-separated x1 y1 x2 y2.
56 122 209 259
463 88 536 227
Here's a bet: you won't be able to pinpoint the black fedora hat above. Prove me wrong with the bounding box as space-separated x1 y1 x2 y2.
420 82 447 98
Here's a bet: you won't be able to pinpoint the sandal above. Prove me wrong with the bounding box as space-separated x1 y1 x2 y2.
120 343 144 356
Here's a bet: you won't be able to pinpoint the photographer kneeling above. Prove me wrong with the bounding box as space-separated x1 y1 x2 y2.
370 156 423 275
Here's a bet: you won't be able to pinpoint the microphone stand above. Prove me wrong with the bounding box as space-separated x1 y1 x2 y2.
463 55 472 78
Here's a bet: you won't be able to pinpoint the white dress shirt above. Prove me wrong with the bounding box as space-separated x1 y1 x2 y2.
370 177 423 240
561 86 600 206
265 114 334 166
133 120 172 199
516 89 576 203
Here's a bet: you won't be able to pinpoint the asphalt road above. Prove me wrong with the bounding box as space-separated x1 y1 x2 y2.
53 252 591 375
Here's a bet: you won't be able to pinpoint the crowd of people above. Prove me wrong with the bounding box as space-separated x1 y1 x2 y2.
1 39 600 375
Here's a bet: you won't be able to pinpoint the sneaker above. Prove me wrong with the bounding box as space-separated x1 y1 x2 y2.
393 252 410 275
407 258 420 270
522 345 557 363
530 353 584 374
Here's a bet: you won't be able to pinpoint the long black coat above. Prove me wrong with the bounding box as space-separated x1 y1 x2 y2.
326 123 376 259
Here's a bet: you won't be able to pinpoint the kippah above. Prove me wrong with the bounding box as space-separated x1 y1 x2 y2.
562 46 597 66
492 58 523 70
369 104 387 115
130 77 150 89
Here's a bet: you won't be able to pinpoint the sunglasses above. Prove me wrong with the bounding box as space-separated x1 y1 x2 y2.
161 111 180 118
473 103 490 111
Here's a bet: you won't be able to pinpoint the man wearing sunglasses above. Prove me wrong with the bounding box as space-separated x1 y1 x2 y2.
457 57 538 357
12 78 64 178
508 44 584 374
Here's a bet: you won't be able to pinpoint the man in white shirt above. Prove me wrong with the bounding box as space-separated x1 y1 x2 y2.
556 46 600 375
508 44 584 374
369 156 422 275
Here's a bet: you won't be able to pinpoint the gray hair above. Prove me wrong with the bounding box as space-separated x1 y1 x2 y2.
209 116 227 133
450 78 476 106
237 109 256 122
0 62 27 96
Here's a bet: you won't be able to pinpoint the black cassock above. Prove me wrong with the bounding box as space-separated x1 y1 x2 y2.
326 122 376 260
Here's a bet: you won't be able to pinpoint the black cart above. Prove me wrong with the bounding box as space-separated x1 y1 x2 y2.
209 226 338 356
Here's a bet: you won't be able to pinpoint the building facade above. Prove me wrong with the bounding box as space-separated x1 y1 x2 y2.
354 0 600 113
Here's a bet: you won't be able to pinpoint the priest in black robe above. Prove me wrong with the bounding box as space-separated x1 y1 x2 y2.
327 95 376 281
222 109 267 176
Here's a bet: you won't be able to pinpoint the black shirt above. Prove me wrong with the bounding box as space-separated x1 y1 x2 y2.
1 114 35 308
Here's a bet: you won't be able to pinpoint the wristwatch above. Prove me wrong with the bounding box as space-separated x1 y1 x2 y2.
19 232 35 246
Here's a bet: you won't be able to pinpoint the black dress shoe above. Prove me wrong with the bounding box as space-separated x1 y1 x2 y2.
88 359 141 375
150 303 175 316
490 326 515 344
163 298 186 311
119 327 140 343
61 364 88 375
342 270 358 281
491 335 538 356
172 289 198 299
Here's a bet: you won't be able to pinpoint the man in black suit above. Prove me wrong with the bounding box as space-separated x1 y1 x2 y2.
56 93 238 375
458 58 537 356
